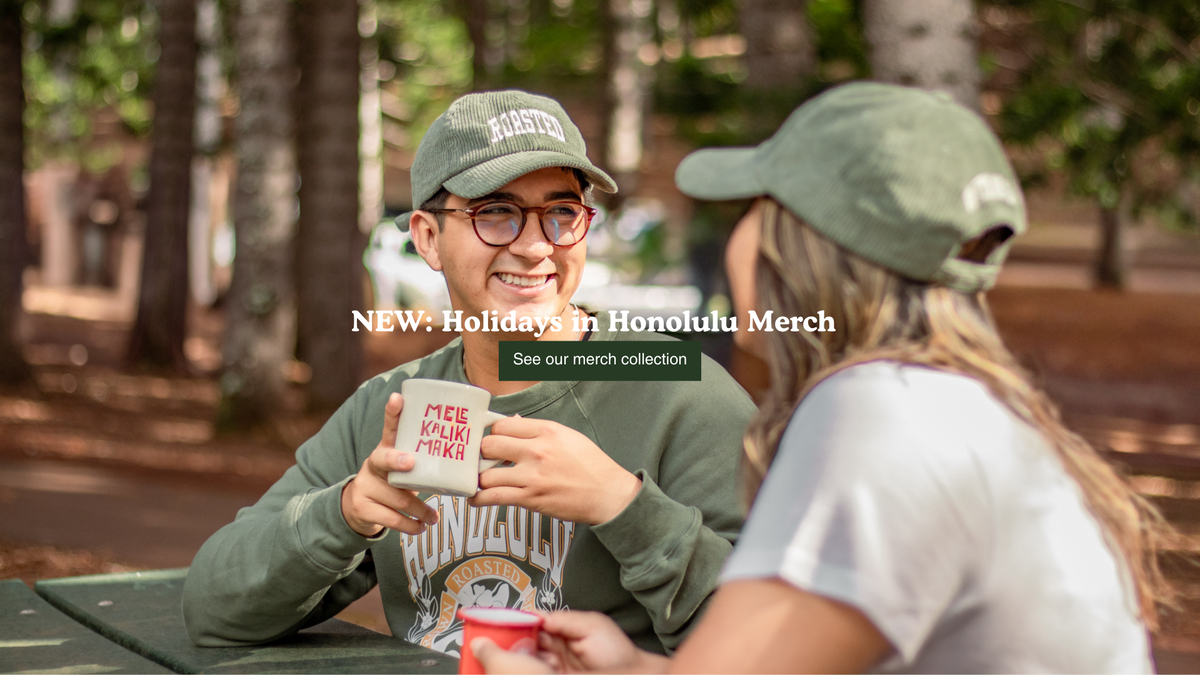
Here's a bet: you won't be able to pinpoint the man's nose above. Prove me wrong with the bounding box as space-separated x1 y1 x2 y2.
506 211 554 258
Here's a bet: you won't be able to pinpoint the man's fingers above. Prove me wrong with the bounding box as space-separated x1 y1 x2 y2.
361 478 438 524
478 463 529 490
360 503 429 535
342 479 433 536
480 434 537 464
393 451 416 472
366 447 417 478
469 486 528 509
489 415 549 439
381 393 404 448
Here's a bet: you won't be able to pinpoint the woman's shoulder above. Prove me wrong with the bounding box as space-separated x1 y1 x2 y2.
810 360 989 398
785 360 1034 482
803 361 1012 430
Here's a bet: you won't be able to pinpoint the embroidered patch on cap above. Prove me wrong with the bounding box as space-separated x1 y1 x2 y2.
486 109 567 144
961 173 1020 213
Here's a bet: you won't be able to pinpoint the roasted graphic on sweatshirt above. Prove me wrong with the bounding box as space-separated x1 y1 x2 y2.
399 494 576 656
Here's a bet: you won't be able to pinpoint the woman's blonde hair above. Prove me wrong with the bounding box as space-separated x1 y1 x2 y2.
741 198 1172 627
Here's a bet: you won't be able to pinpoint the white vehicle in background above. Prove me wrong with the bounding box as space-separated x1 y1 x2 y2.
363 220 452 313
364 219 704 322
570 263 703 320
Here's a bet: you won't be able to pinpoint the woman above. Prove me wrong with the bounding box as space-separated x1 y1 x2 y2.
475 82 1169 673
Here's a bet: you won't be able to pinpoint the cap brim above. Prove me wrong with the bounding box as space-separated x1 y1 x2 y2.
394 211 414 232
444 151 618 199
674 147 764 201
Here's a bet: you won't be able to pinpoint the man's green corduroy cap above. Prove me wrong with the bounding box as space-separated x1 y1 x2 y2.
396 90 617 231
675 81 1026 293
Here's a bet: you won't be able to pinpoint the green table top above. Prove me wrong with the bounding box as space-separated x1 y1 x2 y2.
34 570 457 674
1 578 170 674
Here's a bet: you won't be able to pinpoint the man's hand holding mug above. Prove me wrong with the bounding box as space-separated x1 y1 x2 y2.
340 392 439 537
343 377 642 537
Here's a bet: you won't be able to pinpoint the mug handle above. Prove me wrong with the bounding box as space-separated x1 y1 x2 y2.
479 411 507 472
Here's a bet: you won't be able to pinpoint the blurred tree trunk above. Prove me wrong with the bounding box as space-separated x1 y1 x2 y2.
220 0 297 428
528 0 550 26
739 0 815 91
1095 192 1131 289
738 0 816 141
455 0 490 88
504 0 529 73
128 0 198 372
360 0 383 237
294 0 363 410
0 3 31 386
189 0 225 307
42 0 79 287
862 0 980 110
601 0 653 204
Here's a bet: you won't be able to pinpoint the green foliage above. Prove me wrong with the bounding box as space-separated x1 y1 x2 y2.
995 0 1200 229
677 0 736 34
656 54 743 145
22 0 155 169
376 0 473 146
370 0 870 156
497 0 605 92
652 0 870 266
630 218 668 279
808 0 868 83
656 0 866 148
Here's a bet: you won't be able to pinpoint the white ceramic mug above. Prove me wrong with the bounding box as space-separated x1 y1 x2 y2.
387 378 506 497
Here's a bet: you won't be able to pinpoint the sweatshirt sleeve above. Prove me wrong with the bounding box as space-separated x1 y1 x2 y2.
589 357 753 652
182 388 383 646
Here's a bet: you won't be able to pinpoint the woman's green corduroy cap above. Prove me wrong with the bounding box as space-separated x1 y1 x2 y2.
396 90 616 231
675 82 1027 293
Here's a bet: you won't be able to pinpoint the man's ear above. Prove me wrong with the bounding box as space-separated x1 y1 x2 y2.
409 211 444 272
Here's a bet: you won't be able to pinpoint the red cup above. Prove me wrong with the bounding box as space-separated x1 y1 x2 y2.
458 607 544 674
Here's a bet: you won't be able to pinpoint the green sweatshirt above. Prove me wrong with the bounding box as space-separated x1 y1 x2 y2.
182 314 755 656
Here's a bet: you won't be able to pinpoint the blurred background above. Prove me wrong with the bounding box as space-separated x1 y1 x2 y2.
1 0 1200 667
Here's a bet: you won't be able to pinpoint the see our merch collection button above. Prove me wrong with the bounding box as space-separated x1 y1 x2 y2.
499 341 702 381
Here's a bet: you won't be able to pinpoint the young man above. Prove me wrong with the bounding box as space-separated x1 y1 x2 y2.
182 90 755 658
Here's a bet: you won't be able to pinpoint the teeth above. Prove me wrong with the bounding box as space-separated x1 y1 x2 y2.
498 273 549 287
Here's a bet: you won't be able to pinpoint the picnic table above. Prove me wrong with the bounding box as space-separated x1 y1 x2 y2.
2 569 458 674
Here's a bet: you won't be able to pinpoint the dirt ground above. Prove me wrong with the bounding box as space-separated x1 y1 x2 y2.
0 536 133 582
2 282 1199 660
989 286 1200 424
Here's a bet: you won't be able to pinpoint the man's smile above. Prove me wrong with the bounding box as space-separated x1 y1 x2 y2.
495 272 556 290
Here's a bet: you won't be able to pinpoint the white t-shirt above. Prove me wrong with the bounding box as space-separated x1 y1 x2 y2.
722 362 1151 674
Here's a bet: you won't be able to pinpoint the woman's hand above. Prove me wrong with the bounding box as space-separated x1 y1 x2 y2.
471 637 554 674
536 610 666 673
475 610 667 674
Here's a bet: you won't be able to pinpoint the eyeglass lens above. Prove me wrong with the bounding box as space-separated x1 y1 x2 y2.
474 202 588 246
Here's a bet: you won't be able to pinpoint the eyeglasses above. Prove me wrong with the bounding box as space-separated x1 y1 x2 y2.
427 200 596 247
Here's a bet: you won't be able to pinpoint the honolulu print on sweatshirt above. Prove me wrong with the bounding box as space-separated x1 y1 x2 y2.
400 495 575 655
